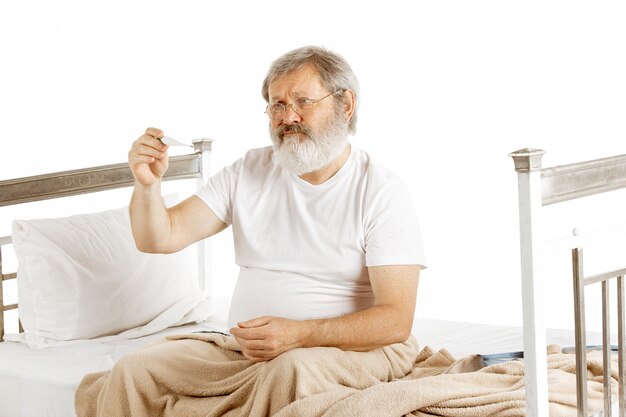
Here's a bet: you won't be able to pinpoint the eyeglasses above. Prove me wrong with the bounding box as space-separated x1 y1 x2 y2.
265 90 341 121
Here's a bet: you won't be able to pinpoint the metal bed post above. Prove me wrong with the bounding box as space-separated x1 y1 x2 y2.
510 149 550 417
572 248 589 416
193 139 213 295
618 275 626 416
0 236 19 342
601 276 612 416
0 242 4 342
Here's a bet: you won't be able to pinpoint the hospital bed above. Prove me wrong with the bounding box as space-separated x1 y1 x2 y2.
0 142 622 416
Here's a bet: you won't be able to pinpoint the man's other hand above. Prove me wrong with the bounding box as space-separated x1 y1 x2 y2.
230 316 310 362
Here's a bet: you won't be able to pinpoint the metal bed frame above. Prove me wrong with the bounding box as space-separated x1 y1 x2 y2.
0 138 213 343
1 142 623 415
510 149 626 417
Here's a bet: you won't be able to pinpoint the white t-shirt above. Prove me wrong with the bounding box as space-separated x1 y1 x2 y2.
196 145 426 327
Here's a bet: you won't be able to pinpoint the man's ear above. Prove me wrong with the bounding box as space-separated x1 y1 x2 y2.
342 90 356 122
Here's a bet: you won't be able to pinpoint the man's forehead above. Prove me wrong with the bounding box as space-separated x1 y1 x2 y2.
268 65 325 100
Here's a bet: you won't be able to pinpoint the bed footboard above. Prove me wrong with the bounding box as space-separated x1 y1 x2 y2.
510 149 626 417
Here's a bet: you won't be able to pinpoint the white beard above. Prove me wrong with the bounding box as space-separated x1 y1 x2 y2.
269 112 350 176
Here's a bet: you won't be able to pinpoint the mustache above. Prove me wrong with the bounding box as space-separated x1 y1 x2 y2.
275 123 312 139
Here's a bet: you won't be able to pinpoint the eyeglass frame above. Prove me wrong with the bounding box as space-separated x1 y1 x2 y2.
265 90 342 120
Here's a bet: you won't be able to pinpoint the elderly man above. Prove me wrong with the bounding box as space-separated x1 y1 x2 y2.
76 46 426 416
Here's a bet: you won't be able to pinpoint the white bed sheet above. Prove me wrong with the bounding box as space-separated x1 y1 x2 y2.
412 317 609 358
0 316 610 417
0 320 228 417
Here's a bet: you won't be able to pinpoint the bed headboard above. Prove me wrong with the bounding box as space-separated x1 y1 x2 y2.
510 149 626 416
0 138 213 342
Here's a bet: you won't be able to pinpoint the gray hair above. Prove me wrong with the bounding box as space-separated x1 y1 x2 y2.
262 46 360 134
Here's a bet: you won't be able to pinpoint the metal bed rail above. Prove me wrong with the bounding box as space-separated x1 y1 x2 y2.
0 152 204 207
572 248 625 417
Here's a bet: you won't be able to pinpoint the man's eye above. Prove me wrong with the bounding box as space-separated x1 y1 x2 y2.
296 98 314 107
270 103 284 111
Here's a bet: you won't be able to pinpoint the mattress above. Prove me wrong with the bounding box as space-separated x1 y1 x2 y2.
412 317 609 357
0 317 610 417
0 321 228 417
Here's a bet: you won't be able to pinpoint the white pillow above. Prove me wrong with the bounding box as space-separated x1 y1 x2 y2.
9 197 211 347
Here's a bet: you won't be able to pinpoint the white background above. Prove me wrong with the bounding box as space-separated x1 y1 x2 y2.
1 1 625 334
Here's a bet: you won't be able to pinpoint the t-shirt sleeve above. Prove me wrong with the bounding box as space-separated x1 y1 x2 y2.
364 176 427 268
194 158 242 225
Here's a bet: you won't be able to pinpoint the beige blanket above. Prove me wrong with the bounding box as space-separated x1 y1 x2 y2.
75 332 617 417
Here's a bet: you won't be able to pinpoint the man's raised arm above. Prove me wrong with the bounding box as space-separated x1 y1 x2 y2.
128 127 227 254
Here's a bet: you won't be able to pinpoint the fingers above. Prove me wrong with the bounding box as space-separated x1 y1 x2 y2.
235 338 267 351
230 316 295 362
138 127 168 153
230 316 270 340
231 325 270 360
237 316 272 328
230 325 268 341
128 128 171 185
233 335 277 362
145 127 164 139
133 142 168 159
128 142 168 177
137 131 168 152
129 129 169 162
132 155 159 165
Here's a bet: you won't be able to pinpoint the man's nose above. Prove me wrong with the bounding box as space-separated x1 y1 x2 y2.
282 104 302 124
